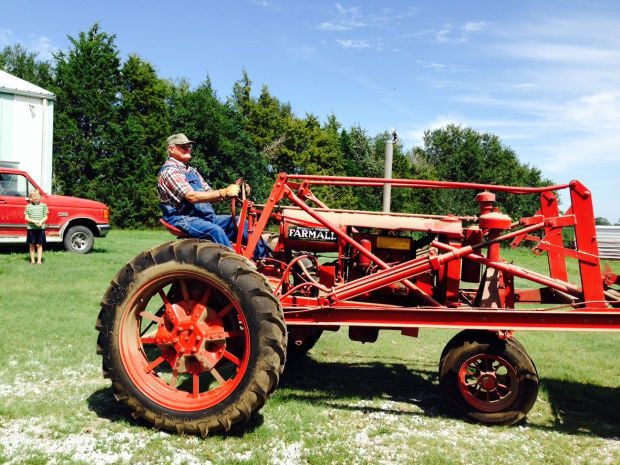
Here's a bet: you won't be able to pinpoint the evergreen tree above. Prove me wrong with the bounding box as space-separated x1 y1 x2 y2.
344 126 383 211
52 23 122 207
230 71 297 176
109 55 172 227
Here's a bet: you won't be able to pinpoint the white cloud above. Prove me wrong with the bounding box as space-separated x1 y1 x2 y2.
434 24 467 44
416 59 470 73
288 45 323 64
0 28 15 47
319 4 419 32
435 24 452 43
531 91 620 172
562 91 620 131
247 0 272 7
403 115 465 148
430 14 620 175
319 22 351 32
401 88 620 172
463 21 487 32
454 93 559 117
29 34 58 61
500 16 620 46
319 4 367 31
433 20 487 44
0 29 58 62
538 135 620 173
499 42 620 64
336 39 371 49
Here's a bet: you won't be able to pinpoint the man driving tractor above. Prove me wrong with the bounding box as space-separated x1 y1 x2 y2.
157 133 267 257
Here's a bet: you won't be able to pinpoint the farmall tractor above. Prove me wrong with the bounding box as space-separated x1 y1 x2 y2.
96 173 620 435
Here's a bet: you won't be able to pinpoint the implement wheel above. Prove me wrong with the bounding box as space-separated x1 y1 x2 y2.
96 240 286 435
439 332 538 426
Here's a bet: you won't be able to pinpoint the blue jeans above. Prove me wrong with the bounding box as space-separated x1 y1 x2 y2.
162 204 268 258
159 167 268 258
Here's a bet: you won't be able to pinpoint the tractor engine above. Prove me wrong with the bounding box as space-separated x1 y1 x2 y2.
276 207 466 307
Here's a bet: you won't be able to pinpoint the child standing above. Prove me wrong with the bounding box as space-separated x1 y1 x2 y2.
24 190 49 264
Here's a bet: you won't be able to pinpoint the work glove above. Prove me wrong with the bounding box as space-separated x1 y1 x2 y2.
221 184 240 198
241 182 251 197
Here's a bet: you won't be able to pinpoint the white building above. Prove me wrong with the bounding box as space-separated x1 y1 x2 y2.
0 69 55 193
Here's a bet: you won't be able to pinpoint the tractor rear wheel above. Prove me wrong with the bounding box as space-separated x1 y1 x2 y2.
96 240 287 435
439 333 538 426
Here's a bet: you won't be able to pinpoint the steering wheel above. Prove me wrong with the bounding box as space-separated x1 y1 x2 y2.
230 179 247 232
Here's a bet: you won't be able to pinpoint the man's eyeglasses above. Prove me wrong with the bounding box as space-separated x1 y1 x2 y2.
177 143 193 151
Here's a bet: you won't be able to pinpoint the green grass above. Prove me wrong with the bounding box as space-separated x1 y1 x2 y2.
0 230 618 465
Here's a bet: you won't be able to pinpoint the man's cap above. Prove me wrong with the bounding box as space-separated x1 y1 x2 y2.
167 133 194 146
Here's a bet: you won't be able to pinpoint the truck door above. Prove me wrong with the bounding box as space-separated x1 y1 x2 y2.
0 173 33 237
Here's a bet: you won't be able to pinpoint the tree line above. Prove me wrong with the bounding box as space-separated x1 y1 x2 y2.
1 23 553 228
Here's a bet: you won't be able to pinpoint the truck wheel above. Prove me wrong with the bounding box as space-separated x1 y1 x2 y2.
63 225 94 253
96 240 287 435
439 334 538 426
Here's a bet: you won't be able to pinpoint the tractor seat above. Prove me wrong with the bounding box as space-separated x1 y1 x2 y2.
160 219 191 238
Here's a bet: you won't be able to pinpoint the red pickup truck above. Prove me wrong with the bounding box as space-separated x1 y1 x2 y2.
0 168 110 253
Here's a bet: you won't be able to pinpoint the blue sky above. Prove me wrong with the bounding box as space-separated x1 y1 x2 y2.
1 0 619 220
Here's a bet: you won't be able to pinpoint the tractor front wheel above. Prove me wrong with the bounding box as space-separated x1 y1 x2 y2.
96 240 286 435
439 333 538 426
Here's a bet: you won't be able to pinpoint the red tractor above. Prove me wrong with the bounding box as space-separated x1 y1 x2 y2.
96 173 619 435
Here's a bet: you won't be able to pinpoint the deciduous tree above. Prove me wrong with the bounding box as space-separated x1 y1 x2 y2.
0 44 54 89
170 78 269 205
412 125 550 219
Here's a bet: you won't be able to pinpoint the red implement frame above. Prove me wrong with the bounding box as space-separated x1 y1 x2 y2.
234 173 619 333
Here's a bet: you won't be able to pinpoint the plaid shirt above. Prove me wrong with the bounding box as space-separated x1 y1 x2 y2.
158 157 212 211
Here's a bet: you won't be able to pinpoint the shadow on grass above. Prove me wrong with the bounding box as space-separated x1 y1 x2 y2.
86 387 265 437
86 355 618 439
0 243 110 255
280 354 620 439
45 243 113 254
278 355 446 419
0 244 29 255
541 378 620 438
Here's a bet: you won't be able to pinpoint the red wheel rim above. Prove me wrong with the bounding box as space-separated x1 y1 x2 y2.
119 272 250 411
457 354 519 412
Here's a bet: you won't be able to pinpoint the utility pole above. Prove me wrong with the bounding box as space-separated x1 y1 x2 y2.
383 129 399 212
